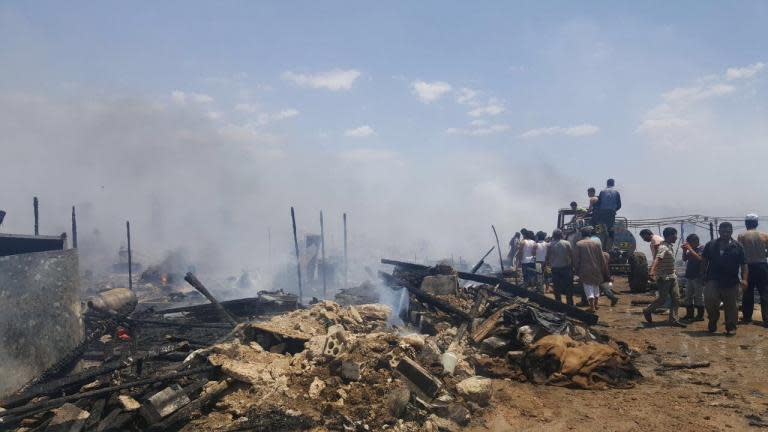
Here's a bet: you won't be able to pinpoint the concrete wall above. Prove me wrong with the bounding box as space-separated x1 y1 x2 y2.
0 249 83 398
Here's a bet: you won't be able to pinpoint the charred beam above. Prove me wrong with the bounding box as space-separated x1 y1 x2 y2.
184 273 238 326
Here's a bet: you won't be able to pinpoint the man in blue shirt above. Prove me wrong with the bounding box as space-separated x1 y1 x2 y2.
594 178 622 244
702 222 748 335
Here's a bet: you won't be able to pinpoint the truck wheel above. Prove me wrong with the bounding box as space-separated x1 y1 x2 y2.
628 252 649 292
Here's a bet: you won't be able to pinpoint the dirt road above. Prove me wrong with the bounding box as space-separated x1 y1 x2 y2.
472 277 768 432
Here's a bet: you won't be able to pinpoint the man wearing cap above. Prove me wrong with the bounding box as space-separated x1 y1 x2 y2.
737 214 768 327
643 227 685 327
702 222 748 335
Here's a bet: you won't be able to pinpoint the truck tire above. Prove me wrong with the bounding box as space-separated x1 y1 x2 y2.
628 252 649 292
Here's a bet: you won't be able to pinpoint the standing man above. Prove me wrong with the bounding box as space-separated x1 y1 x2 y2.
587 188 599 214
573 226 608 313
681 233 706 322
595 179 622 243
516 230 538 287
737 214 768 327
640 229 665 259
546 229 574 305
643 227 685 327
702 222 748 335
535 231 550 293
508 232 521 268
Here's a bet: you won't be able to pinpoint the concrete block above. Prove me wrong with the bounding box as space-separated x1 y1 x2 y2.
0 249 83 398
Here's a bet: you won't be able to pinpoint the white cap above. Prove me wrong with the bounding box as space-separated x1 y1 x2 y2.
745 213 759 221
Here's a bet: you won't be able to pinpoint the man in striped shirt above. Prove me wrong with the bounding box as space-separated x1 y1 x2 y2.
643 227 686 327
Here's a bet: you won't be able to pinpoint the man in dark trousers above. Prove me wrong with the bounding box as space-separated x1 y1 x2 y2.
643 227 685 327
737 214 768 327
595 178 622 244
546 229 574 305
702 222 748 335
681 233 706 322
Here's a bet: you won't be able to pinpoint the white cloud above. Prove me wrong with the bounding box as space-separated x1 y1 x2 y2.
281 69 361 91
467 99 504 117
171 90 214 104
456 88 478 105
344 125 375 138
206 111 223 120
519 124 600 139
662 83 735 103
636 117 689 133
638 61 766 145
234 103 259 113
338 148 397 162
725 62 765 81
447 123 510 136
256 108 299 126
411 81 452 103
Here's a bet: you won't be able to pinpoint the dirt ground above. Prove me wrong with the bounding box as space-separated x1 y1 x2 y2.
471 277 768 432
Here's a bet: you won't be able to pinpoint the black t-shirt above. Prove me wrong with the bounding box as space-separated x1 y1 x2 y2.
702 239 746 287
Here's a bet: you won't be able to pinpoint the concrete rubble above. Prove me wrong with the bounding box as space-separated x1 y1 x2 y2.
0 258 641 431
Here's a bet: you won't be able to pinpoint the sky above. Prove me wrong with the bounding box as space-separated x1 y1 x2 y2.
1 2 767 282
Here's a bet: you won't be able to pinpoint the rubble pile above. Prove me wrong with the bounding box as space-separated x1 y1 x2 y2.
0 260 641 431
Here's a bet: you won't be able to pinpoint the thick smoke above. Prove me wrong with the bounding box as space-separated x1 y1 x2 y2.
0 91 573 295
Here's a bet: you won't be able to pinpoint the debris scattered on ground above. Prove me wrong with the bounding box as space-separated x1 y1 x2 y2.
0 258 642 431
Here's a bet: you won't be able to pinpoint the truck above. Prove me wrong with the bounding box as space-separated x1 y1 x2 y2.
556 208 650 292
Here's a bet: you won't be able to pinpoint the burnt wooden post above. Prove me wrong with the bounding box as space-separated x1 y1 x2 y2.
126 220 133 290
33 197 39 235
343 212 348 289
267 227 272 275
71 206 78 248
320 210 327 300
491 225 504 272
291 207 303 304
709 222 714 241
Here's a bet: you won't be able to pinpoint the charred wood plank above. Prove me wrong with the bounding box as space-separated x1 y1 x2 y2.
380 271 471 321
184 273 238 326
0 367 217 423
381 258 597 325
456 272 598 325
2 342 189 409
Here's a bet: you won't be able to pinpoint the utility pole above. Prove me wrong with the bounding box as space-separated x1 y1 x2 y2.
343 212 348 289
126 221 133 290
33 197 39 235
290 207 303 305
491 225 504 273
71 206 78 248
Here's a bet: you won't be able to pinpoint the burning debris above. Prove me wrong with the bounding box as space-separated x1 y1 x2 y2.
0 255 640 432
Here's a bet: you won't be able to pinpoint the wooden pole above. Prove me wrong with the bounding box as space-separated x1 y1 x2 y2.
267 227 272 275
491 225 504 273
343 212 348 289
320 210 327 300
33 197 39 235
71 206 78 249
291 207 303 305
709 222 714 241
126 220 133 290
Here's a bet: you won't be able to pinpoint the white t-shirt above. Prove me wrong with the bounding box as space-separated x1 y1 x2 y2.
520 239 536 264
535 241 549 263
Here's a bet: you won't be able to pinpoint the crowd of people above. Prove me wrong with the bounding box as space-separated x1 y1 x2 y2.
506 178 768 335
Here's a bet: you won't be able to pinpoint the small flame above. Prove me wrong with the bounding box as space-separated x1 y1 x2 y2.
160 274 168 286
